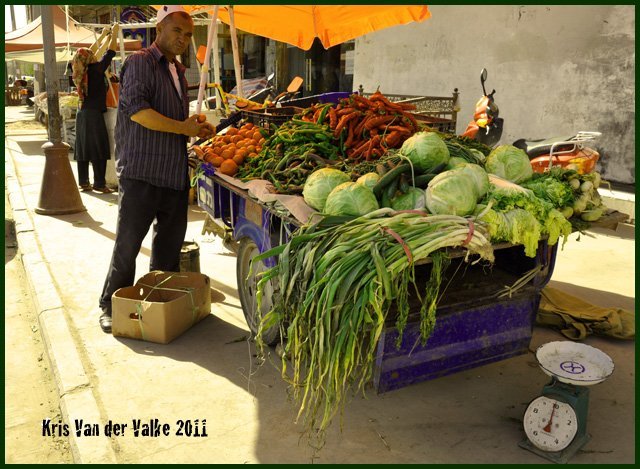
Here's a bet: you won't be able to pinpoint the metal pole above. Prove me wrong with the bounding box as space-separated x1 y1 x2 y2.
35 5 86 215
41 5 62 144
10 5 17 31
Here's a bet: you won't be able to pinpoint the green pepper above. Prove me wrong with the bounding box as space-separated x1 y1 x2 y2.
316 104 332 124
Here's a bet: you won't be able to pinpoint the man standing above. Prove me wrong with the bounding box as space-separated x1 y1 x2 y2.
98 5 214 332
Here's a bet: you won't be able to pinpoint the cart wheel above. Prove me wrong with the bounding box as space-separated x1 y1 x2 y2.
236 237 280 345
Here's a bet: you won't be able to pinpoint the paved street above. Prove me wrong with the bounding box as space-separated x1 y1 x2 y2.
4 105 635 464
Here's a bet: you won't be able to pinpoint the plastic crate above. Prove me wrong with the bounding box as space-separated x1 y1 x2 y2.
239 106 304 131
281 91 352 109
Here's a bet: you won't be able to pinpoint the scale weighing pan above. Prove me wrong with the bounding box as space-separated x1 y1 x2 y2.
535 341 614 386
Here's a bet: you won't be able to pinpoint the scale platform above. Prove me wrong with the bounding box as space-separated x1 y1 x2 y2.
535 341 615 386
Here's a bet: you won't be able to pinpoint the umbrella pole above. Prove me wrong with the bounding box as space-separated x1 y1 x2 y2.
228 6 243 99
195 5 219 116
212 12 222 110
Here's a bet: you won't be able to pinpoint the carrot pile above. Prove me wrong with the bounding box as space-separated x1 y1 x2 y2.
300 91 418 161
192 122 267 176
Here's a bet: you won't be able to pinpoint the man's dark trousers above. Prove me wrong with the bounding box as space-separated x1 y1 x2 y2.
99 177 189 314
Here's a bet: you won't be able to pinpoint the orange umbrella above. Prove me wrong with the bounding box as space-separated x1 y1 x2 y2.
153 5 431 50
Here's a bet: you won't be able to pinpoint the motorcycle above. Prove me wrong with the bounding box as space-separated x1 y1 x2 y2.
513 131 601 175
461 68 503 147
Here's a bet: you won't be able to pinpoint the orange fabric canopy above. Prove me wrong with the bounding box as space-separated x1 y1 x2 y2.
152 5 430 50
5 6 141 53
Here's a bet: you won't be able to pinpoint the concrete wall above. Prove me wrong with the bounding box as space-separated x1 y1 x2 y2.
354 5 635 185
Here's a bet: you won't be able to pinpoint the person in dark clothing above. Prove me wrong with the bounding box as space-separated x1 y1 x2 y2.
97 5 215 333
66 62 75 90
71 24 119 193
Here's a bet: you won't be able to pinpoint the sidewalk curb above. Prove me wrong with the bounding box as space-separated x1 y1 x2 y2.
5 143 117 463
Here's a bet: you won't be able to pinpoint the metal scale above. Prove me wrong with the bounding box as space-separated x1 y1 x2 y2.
519 341 615 464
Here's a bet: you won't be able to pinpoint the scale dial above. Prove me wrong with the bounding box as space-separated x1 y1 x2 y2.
523 396 578 452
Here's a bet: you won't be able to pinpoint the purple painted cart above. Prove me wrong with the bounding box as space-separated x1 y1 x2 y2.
197 173 557 393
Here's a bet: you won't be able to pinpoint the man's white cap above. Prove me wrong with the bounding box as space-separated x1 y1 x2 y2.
156 5 189 24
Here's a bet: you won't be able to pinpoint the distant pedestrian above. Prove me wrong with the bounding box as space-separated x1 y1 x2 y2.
71 23 119 194
97 5 215 333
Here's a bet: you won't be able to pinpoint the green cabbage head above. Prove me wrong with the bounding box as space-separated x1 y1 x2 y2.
324 182 379 216
356 172 380 190
391 187 426 211
425 168 478 216
484 145 533 183
446 157 469 170
303 168 351 211
399 131 450 173
457 163 490 199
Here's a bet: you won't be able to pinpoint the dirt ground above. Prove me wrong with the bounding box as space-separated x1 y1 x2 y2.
4 190 73 464
5 120 46 131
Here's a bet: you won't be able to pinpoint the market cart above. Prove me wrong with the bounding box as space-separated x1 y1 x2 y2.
196 162 558 394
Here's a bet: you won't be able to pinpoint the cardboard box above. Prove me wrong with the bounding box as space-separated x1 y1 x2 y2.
112 271 211 344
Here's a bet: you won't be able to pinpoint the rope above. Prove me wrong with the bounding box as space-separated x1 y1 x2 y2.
132 273 201 340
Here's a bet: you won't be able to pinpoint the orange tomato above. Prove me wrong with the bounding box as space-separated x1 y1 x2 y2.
236 148 248 159
220 149 233 160
223 135 232 144
232 135 244 144
210 156 224 167
248 152 258 159
232 154 245 165
245 144 256 154
212 145 223 155
226 127 239 136
252 131 263 142
219 159 238 176
258 138 266 146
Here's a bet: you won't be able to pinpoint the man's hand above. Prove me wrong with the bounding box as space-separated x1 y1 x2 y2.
197 122 216 139
182 115 216 139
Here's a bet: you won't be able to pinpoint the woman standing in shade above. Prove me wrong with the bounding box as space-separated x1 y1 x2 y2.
71 23 119 193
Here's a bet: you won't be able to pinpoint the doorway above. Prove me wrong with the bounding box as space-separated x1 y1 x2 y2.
280 38 355 96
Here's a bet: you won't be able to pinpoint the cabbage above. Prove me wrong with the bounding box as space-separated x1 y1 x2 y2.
303 168 351 211
457 163 490 199
425 168 478 216
521 174 575 209
391 188 426 211
399 131 450 173
324 182 379 216
469 148 486 164
475 206 541 257
484 145 533 183
356 172 380 190
483 183 572 250
446 157 469 170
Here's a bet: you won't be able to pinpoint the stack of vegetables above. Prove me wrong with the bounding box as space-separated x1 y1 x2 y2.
250 127 611 443
236 119 346 194
191 122 267 176
254 209 495 445
299 91 418 160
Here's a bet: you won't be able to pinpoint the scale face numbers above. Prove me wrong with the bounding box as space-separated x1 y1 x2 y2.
523 396 578 452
